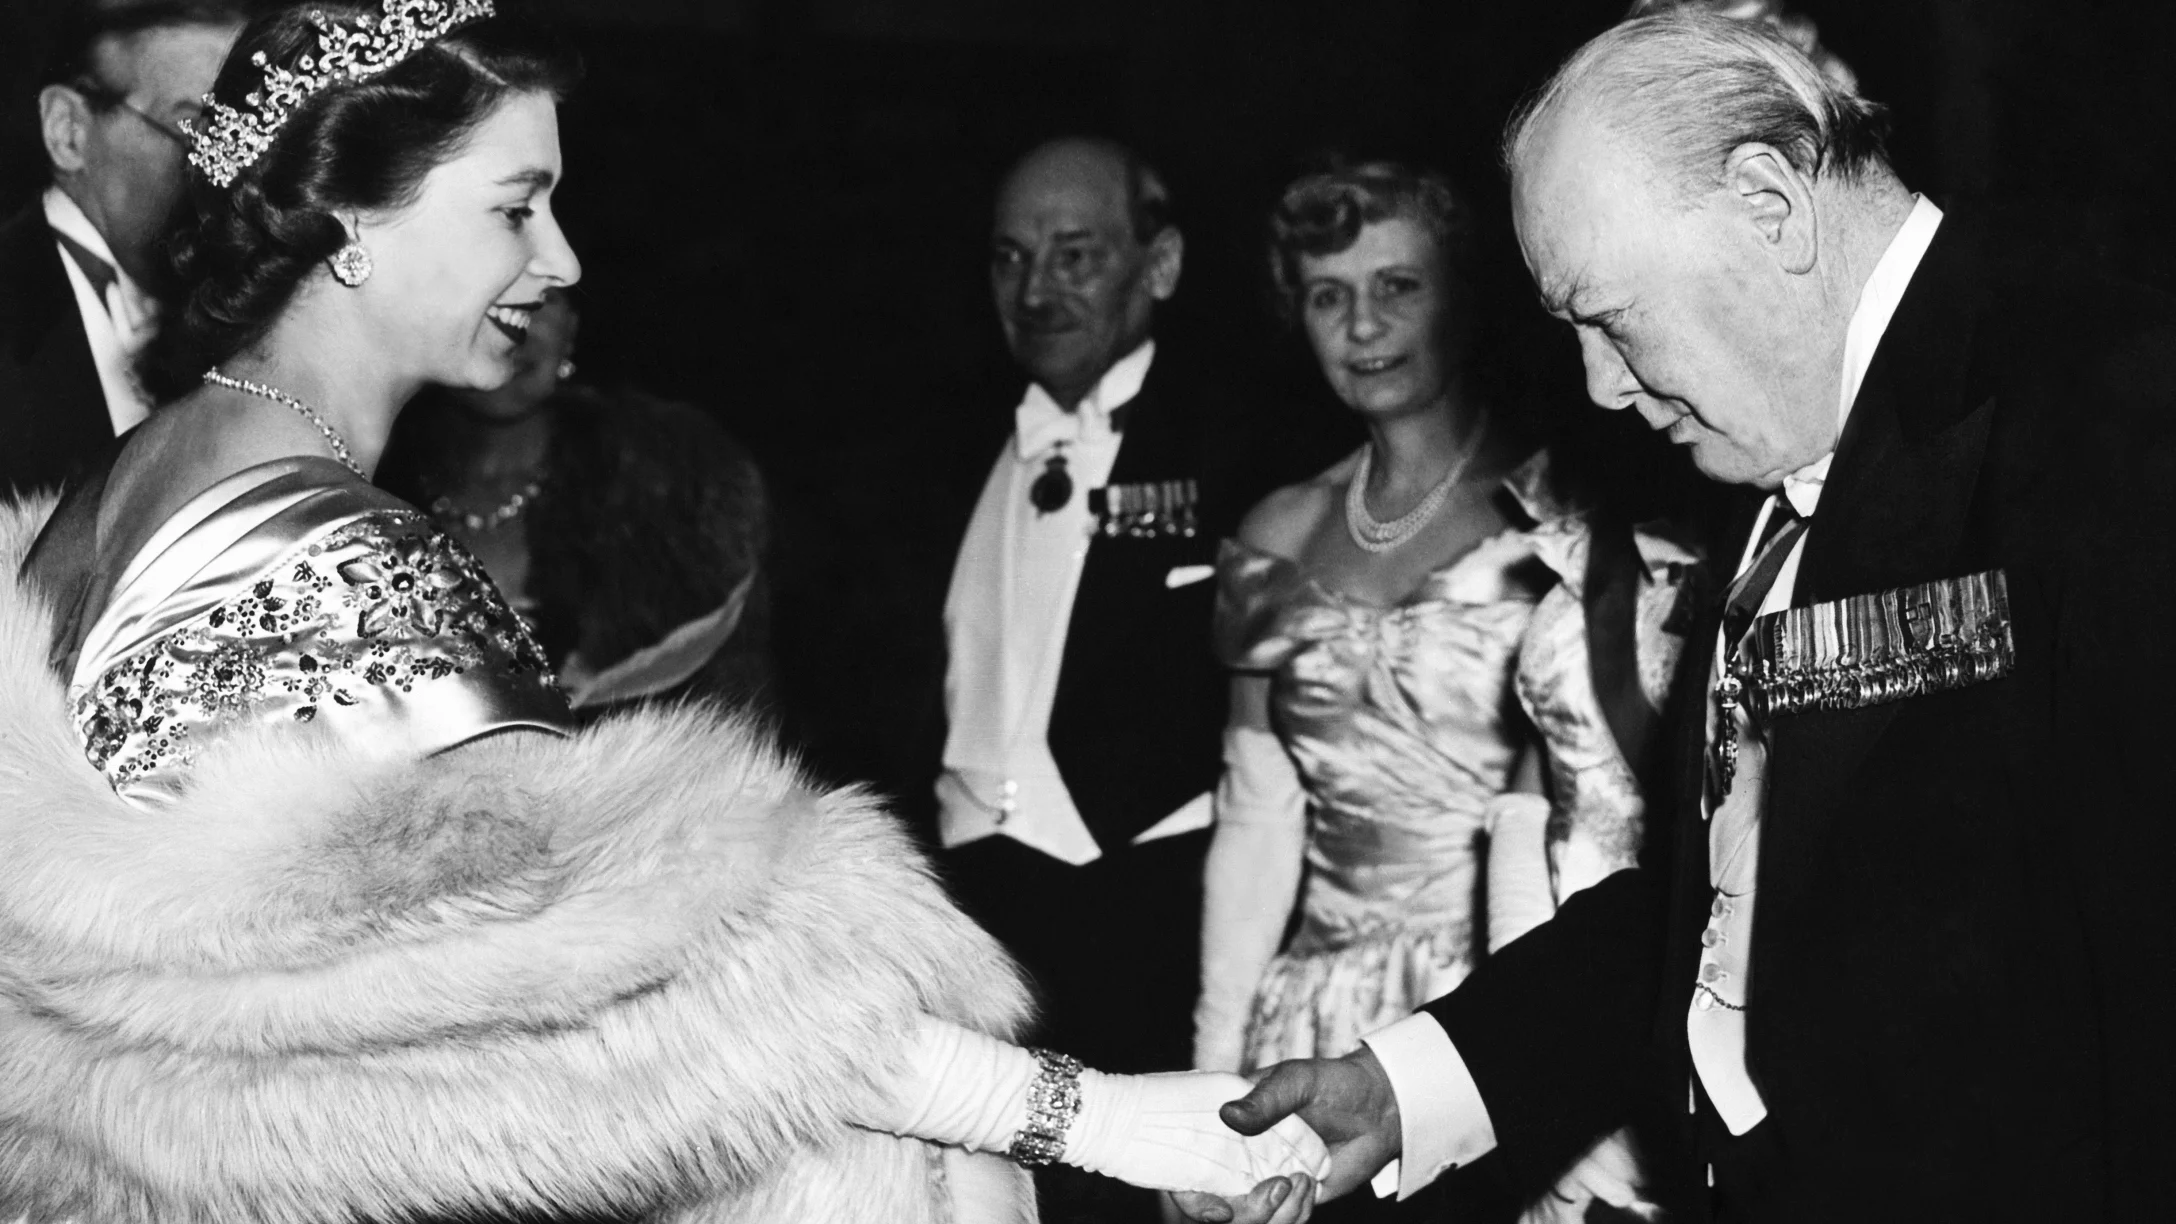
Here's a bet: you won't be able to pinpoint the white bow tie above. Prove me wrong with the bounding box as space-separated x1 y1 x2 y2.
1015 386 1120 460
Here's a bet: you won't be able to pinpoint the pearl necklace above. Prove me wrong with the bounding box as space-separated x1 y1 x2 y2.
202 368 365 479
1343 409 1491 554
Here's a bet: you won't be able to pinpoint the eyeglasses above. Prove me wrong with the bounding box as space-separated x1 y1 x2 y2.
69 79 199 148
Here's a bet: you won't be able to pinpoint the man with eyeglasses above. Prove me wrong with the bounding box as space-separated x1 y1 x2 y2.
1 1 243 497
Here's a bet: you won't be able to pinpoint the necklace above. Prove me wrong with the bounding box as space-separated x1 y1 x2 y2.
1343 408 1492 554
431 478 543 533
202 368 365 479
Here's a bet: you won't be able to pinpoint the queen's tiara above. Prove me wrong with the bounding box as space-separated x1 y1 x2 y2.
185 0 496 188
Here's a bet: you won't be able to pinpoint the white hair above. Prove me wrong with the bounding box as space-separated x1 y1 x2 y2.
1504 10 1889 198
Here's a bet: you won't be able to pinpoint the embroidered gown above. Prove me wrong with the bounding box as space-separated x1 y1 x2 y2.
66 458 567 807
2 456 1045 1224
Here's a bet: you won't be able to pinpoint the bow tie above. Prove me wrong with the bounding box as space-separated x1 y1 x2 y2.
1015 389 1132 461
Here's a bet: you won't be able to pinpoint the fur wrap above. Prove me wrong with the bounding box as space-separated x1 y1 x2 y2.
0 497 1036 1223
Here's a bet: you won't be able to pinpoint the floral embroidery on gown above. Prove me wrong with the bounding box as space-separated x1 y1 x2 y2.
1214 455 1567 1069
68 458 568 809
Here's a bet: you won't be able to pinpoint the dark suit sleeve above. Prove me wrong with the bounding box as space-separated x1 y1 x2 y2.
1422 864 1670 1192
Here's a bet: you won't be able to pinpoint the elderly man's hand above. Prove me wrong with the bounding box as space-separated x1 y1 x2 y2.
1169 1049 1404 1220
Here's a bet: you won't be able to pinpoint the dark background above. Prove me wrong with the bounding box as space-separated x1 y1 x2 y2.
4 0 2171 792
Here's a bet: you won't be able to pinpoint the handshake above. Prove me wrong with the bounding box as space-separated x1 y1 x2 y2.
1152 1049 1405 1224
1157 1048 1659 1224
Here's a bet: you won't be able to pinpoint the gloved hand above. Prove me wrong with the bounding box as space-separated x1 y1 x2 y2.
862 1019 1329 1197
1067 1069 1333 1197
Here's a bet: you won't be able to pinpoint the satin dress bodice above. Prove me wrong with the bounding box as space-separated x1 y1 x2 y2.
1214 461 1564 1064
67 459 569 809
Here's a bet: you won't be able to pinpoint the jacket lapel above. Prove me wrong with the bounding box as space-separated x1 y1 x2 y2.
0 205 114 495
1758 214 1998 929
1054 351 1193 691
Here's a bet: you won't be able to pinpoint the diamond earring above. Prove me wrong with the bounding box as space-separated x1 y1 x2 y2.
330 242 373 287
556 359 576 381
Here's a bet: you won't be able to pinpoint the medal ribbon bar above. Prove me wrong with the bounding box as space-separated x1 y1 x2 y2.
1738 568 2015 719
1090 479 1199 538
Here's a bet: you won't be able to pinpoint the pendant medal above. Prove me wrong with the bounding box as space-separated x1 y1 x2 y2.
1029 455 1073 513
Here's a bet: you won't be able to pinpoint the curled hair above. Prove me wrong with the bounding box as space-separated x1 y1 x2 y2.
1265 159 1475 327
1502 9 1889 200
142 4 579 399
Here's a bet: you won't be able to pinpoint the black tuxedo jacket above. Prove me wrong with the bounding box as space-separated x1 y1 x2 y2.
927 343 1268 854
0 201 111 499
1423 214 2176 1221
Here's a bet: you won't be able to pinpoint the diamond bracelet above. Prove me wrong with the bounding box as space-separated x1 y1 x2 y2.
1007 1048 1084 1167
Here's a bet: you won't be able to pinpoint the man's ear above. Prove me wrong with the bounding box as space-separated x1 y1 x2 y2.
1723 142 1818 276
1146 226 1184 301
39 85 93 175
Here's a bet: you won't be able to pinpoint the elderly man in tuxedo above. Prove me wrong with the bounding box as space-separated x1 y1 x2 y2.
0 1 242 497
1183 11 2176 1224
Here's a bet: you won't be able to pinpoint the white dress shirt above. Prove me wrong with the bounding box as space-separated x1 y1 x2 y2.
45 186 157 434
1361 196 1946 1198
937 340 1210 866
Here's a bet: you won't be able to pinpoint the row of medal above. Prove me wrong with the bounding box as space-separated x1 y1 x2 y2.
1733 568 2015 720
1088 479 1200 539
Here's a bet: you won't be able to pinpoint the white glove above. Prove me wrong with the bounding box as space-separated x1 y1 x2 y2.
1066 1069 1332 1197
859 1019 1329 1197
1485 792 1557 953
1195 721 1308 1073
1518 1128 1659 1224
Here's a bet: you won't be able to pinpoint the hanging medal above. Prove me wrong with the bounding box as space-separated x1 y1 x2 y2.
1029 446 1073 514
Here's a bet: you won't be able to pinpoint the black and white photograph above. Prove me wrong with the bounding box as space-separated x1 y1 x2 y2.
1 1 2171 1221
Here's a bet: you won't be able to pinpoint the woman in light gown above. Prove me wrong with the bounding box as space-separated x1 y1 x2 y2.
1191 162 1702 1221
0 5 1328 1223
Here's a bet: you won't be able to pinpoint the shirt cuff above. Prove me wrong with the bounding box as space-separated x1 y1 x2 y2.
1361 1013 1498 1200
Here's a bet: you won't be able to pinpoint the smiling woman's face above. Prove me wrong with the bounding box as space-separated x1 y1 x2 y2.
351 89 580 393
1297 216 1459 419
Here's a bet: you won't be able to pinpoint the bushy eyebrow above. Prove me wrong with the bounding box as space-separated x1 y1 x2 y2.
1535 276 1582 316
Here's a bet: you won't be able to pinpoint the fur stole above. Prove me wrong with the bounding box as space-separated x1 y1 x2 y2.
0 497 1035 1224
